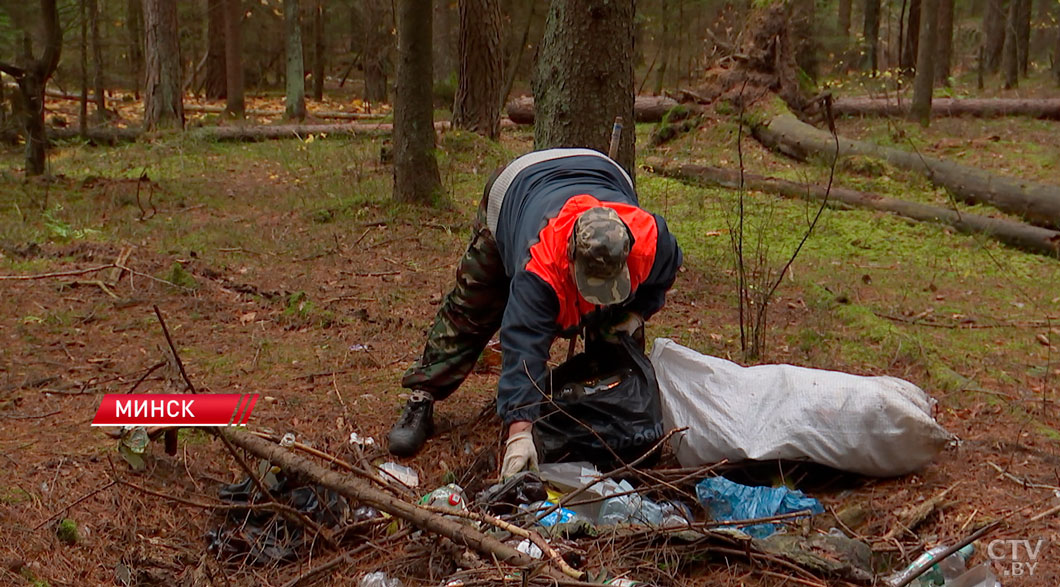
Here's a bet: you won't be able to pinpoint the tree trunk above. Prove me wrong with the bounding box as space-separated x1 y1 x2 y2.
363 0 391 104
649 159 1060 258
534 0 636 176
863 0 881 71
653 0 671 94
223 0 245 118
791 0 819 81
833 96 1060 118
205 0 227 99
499 0 534 112
142 0 183 130
88 0 105 121
838 0 852 37
452 0 502 139
0 0 63 175
935 0 954 84
126 0 144 97
312 0 325 101
901 0 921 72
432 0 456 84
393 0 443 203
80 0 89 136
1016 0 1031 76
1054 17 1060 85
983 0 1006 73
752 113 1060 229
910 0 938 126
285 0 306 121
1002 0 1020 88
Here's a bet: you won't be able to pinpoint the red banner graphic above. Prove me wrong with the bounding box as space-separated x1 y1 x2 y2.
91 394 258 426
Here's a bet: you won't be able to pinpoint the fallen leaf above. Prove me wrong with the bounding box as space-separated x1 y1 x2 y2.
240 312 256 324
1036 333 1051 346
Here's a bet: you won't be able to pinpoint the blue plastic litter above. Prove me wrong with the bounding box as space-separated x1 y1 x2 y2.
695 476 824 538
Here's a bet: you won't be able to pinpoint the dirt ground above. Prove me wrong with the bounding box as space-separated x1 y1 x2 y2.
1 107 1059 586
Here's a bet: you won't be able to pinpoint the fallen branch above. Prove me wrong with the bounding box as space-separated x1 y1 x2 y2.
751 113 1060 230
646 159 1060 258
0 263 117 280
833 97 1060 119
505 95 700 124
219 428 563 579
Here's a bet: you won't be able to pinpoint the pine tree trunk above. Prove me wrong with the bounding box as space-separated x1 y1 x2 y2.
205 0 227 99
653 0 671 94
1016 0 1031 76
432 0 456 84
1054 18 1060 85
285 0 306 120
224 0 245 118
901 0 921 72
839 0 852 37
142 0 184 130
983 0 1006 73
911 0 938 126
533 0 636 177
393 0 442 203
863 0 881 71
126 0 144 97
935 0 954 84
79 0 89 136
363 0 390 104
312 0 325 101
452 0 502 139
499 0 534 111
89 0 105 121
1002 0 1020 87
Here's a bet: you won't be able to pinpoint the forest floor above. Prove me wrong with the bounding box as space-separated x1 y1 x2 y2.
1 82 1059 586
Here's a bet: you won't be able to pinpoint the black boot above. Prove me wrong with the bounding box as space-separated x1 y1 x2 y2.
387 391 434 457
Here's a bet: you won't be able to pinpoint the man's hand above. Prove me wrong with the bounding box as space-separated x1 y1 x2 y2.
610 312 644 338
501 422 538 479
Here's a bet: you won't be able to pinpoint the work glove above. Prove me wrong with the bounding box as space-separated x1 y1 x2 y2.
501 429 539 479
601 312 645 349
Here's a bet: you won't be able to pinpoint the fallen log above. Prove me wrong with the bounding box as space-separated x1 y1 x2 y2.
43 90 385 120
751 114 1060 230
833 97 1060 119
505 95 697 124
646 158 1060 258
2 119 518 145
219 427 564 578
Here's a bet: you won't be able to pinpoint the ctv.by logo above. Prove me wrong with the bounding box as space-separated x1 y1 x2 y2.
987 539 1046 577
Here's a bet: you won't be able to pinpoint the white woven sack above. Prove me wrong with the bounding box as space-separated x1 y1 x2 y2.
650 338 953 477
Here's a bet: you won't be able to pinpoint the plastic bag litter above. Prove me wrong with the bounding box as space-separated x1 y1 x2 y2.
696 476 824 538
359 571 404 587
650 338 954 477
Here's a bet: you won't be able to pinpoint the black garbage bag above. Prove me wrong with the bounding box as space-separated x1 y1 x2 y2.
533 333 664 470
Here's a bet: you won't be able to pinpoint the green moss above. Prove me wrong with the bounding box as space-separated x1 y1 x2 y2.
56 518 79 545
159 262 198 292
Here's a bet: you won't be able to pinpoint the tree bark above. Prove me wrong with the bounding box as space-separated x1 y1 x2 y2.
1016 0 1031 77
935 0 954 84
312 0 325 101
223 0 245 118
653 0 672 94
648 159 1060 258
752 113 1060 229
505 95 691 124
452 0 503 139
901 0 921 72
1002 0 1020 88
910 0 938 126
126 0 144 97
393 0 443 203
89 0 105 121
0 0 62 175
983 0 1006 73
838 0 852 37
533 0 636 177
142 0 184 130
363 0 391 104
285 0 306 121
432 0 456 84
863 0 881 71
833 97 1060 118
205 0 227 99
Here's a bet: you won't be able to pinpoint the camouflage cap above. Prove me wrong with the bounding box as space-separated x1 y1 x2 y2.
570 207 632 306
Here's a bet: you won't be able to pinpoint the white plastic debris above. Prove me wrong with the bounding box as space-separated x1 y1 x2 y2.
349 432 376 447
516 538 543 559
358 571 403 587
279 433 296 447
378 462 419 488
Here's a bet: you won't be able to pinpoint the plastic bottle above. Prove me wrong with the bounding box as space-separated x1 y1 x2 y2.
885 544 975 586
421 484 469 512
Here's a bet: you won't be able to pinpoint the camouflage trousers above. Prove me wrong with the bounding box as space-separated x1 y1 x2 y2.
401 186 509 400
